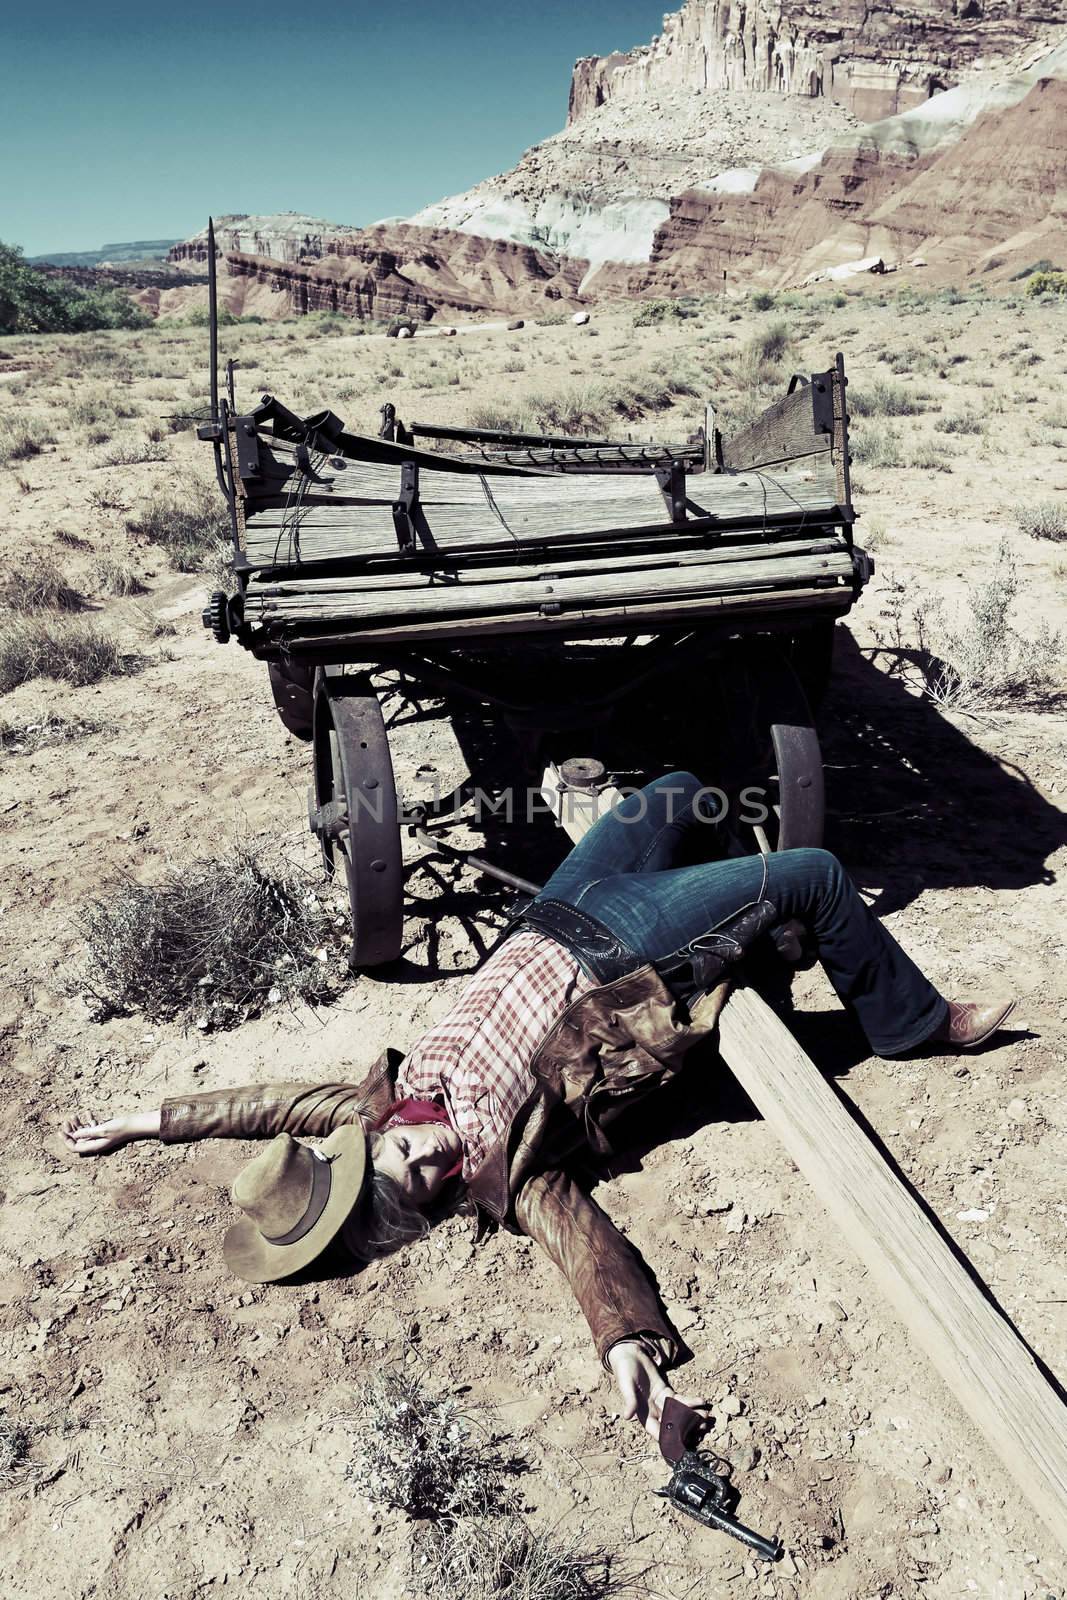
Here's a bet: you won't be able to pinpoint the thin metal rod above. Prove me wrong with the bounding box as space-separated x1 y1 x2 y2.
409 826 541 896
208 218 219 425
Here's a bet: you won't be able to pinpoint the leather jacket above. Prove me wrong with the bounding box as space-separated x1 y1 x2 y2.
159 899 776 1371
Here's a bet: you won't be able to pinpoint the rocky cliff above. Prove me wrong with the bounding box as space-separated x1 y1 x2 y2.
222 223 587 321
569 0 1066 124
597 36 1067 292
412 0 1067 285
169 213 363 268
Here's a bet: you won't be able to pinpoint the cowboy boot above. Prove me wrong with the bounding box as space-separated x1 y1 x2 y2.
933 996 1016 1049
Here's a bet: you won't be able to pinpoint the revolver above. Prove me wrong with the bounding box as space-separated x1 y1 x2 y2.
656 1396 782 1563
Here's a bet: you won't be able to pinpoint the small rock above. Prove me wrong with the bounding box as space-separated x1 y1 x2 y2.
1006 1097 1028 1123
720 1394 743 1418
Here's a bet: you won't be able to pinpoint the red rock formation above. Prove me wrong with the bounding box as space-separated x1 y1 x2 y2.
570 0 1064 124
223 223 588 321
598 70 1067 291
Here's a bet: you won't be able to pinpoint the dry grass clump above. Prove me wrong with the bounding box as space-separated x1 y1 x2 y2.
0 418 49 465
466 368 697 440
933 410 985 435
423 1517 618 1600
0 1415 32 1485
848 379 928 417
93 555 147 596
347 1372 517 1520
851 427 903 468
80 842 349 1028
909 441 955 472
1014 498 1067 542
126 483 231 572
0 617 143 695
0 710 106 755
2 557 83 614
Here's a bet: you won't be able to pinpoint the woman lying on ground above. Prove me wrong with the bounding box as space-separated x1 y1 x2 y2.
62 771 1015 1439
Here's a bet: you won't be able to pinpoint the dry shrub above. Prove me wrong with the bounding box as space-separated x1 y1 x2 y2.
1014 499 1067 542
347 1372 518 1521
0 617 142 694
95 434 169 467
0 711 106 755
874 540 1062 709
126 482 231 572
2 557 83 614
80 842 349 1028
424 1517 619 1600
848 379 928 417
0 1415 32 1486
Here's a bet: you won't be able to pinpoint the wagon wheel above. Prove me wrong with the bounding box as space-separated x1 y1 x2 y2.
310 669 404 968
267 657 315 741
714 643 825 856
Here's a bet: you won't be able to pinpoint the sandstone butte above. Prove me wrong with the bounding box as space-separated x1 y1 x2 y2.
167 0 1067 319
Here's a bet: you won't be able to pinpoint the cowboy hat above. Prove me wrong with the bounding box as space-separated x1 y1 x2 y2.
223 1125 367 1283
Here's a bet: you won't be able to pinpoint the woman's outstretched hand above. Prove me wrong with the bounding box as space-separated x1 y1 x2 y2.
61 1109 161 1157
607 1340 712 1443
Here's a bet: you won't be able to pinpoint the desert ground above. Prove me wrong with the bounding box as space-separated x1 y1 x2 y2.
0 281 1066 1599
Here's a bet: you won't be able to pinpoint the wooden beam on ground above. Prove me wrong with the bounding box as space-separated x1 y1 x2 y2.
542 764 1067 1554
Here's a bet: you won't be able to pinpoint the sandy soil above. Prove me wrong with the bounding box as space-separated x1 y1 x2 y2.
0 289 1065 1599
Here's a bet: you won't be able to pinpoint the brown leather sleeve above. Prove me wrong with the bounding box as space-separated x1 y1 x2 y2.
514 1166 680 1371
158 1051 400 1144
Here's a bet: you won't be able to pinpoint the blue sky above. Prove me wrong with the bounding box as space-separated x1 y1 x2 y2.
3 1 667 255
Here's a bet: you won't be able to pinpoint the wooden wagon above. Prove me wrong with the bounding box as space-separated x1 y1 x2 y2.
199 300 871 966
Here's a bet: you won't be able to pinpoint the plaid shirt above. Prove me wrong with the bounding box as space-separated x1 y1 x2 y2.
397 931 596 1179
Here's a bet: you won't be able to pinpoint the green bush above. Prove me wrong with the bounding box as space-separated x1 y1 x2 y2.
0 241 148 334
750 290 776 311
632 300 692 327
1026 271 1067 298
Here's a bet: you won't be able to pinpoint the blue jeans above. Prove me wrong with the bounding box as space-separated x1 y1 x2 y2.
537 771 948 1057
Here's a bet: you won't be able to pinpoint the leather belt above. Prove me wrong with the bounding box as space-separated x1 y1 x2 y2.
513 893 780 1001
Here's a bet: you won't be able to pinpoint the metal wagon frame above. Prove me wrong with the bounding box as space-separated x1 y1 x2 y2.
196 223 872 967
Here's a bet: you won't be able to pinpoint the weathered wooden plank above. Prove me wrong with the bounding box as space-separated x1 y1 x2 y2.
241 459 841 568
722 381 828 470
245 549 853 623
245 535 846 601
719 987 1067 1553
245 581 852 648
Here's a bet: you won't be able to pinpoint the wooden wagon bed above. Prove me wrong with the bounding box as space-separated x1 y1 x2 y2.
215 359 870 653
